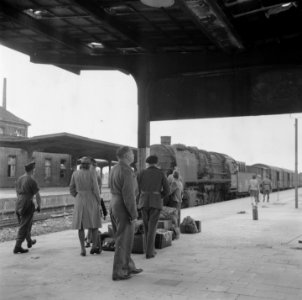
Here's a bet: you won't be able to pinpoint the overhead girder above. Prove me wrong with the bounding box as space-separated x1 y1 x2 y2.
30 43 302 80
0 1 92 55
72 0 154 52
177 0 244 52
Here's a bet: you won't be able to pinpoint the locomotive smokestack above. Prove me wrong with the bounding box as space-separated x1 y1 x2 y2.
2 78 7 110
161 136 171 145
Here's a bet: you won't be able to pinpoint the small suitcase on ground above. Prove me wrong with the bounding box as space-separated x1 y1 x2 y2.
155 229 172 249
132 233 146 254
195 220 201 232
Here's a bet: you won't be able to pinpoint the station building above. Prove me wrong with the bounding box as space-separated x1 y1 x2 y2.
0 105 72 188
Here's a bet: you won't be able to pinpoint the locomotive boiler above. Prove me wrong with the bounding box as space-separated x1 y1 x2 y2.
150 143 238 207
150 142 298 208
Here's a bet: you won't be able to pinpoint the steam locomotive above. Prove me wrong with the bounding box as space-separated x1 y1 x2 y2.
150 143 302 208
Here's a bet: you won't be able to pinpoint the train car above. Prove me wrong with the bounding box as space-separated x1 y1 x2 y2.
150 143 297 208
248 164 294 190
231 161 254 197
150 143 238 207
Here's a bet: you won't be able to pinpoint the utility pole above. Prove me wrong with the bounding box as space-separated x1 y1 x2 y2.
295 118 298 209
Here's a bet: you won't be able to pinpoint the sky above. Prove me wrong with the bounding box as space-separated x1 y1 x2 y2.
0 45 301 172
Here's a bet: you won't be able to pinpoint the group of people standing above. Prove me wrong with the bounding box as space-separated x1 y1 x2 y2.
109 147 183 280
248 174 272 204
13 146 183 282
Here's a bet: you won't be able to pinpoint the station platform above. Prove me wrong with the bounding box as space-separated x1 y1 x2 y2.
1 189 302 300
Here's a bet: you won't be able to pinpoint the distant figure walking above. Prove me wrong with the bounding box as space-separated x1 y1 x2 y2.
70 156 102 256
109 146 143 281
14 161 41 254
137 155 170 259
262 176 272 202
248 174 260 205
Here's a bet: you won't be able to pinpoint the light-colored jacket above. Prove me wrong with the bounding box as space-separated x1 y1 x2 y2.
170 179 183 203
248 178 259 191
70 169 102 229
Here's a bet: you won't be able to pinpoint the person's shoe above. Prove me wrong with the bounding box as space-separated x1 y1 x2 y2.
112 274 131 281
146 254 155 259
85 242 91 248
27 239 36 248
80 250 86 256
90 247 101 255
129 268 143 274
13 246 29 254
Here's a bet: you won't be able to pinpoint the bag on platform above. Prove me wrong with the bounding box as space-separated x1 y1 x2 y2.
180 216 199 234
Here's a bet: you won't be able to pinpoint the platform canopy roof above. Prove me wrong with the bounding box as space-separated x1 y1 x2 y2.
1 0 302 120
0 132 137 163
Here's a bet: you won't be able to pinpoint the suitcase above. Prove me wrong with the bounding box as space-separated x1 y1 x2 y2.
157 219 172 230
195 220 201 232
155 229 172 249
132 233 146 254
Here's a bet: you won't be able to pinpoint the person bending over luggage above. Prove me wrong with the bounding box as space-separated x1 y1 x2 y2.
167 170 183 227
137 155 170 259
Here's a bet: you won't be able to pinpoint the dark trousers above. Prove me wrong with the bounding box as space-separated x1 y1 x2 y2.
141 207 161 257
110 212 136 277
16 210 34 246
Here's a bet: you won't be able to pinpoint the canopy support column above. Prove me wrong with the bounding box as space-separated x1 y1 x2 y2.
137 80 151 172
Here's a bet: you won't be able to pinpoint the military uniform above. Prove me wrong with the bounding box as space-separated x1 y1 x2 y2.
15 173 39 248
137 165 170 258
109 161 138 278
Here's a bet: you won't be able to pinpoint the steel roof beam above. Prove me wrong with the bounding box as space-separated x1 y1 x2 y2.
177 0 244 52
72 0 155 52
0 1 92 55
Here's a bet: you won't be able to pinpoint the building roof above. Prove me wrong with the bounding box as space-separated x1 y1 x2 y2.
0 132 136 162
0 107 30 126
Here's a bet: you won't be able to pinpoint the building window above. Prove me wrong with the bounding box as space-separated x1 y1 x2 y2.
45 158 52 179
8 156 16 178
60 159 66 178
0 127 4 135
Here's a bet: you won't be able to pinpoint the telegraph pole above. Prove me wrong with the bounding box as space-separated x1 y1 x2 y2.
295 118 298 209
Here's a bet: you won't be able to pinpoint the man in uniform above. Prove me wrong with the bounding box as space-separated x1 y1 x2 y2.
14 161 41 254
137 155 170 259
109 146 143 281
262 176 272 202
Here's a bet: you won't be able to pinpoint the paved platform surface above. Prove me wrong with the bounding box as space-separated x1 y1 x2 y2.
1 189 302 300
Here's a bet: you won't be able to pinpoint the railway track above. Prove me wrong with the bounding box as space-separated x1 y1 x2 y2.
0 205 74 228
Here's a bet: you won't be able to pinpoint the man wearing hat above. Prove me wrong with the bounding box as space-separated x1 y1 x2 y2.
137 155 170 259
14 161 41 254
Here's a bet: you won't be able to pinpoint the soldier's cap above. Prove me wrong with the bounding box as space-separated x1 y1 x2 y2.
79 156 91 164
25 161 36 172
146 155 158 164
